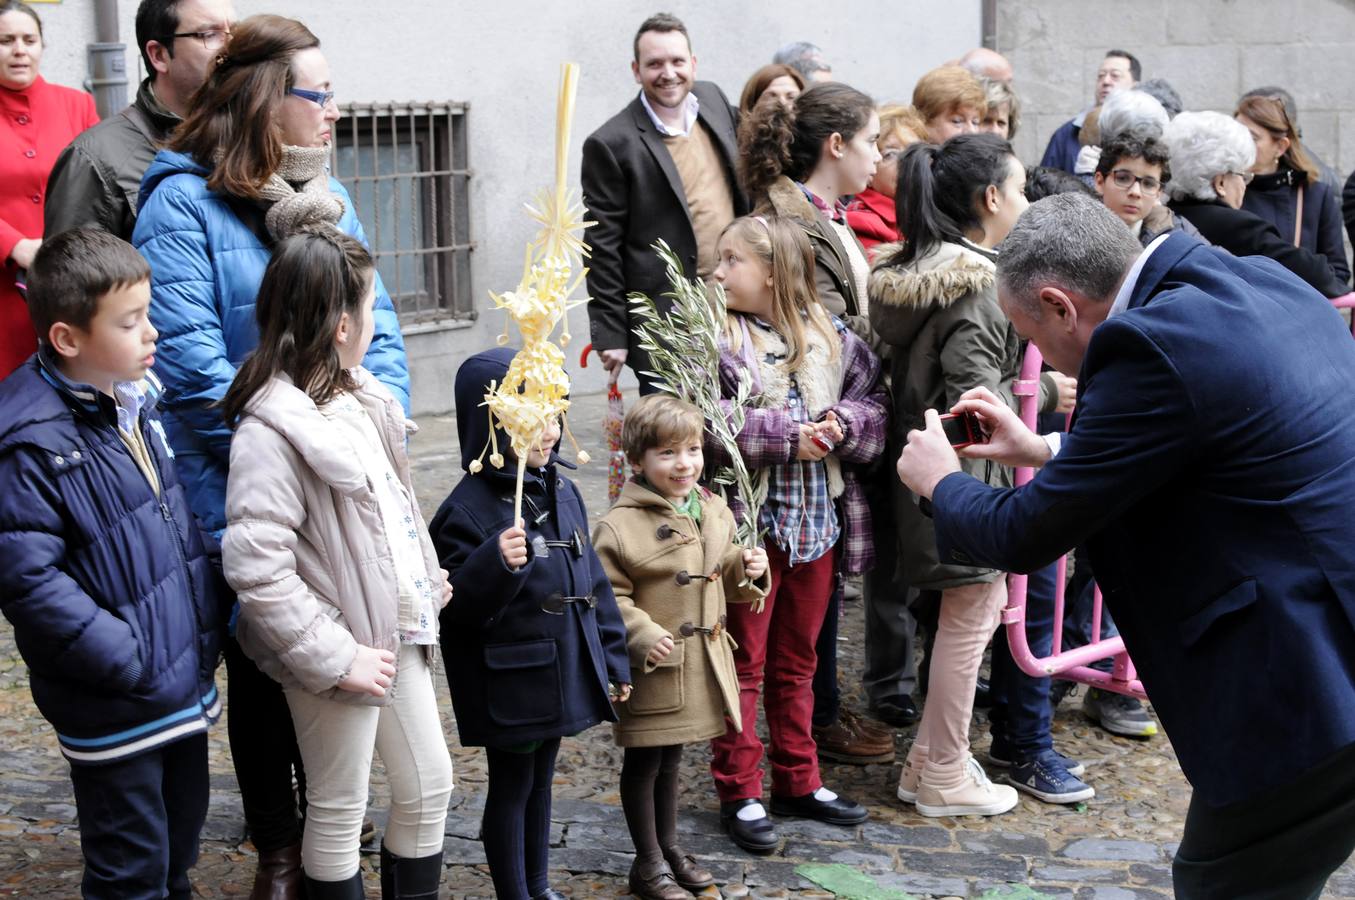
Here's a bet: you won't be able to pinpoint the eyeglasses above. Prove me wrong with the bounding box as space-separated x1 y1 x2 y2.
1228 170 1255 185
289 87 337 108
1108 169 1162 196
541 593 597 615
171 29 231 50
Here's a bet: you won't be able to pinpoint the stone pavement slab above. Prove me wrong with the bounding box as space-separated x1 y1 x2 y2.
0 391 1352 897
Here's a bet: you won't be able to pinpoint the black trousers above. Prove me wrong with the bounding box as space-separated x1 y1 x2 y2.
68 734 209 900
223 635 305 852
1173 740 1355 899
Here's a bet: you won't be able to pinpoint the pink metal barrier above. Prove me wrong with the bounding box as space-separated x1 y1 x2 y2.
1003 346 1147 700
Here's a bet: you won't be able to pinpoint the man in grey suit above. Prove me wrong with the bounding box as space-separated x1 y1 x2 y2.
582 12 745 393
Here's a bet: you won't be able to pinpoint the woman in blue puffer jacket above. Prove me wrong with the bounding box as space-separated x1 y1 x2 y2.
131 15 409 898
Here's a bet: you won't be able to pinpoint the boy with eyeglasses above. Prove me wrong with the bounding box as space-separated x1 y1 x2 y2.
1094 131 1203 247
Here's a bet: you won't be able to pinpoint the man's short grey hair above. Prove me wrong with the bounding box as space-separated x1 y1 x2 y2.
1098 88 1169 143
997 193 1142 318
1163 111 1256 202
1137 78 1183 118
773 41 830 79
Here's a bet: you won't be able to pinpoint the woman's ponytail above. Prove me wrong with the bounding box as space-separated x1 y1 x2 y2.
890 132 1015 267
738 98 797 206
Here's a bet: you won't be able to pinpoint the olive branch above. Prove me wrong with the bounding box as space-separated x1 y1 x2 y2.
627 240 767 553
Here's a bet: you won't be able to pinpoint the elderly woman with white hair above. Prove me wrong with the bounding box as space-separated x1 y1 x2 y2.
1073 88 1170 185
1166 111 1348 298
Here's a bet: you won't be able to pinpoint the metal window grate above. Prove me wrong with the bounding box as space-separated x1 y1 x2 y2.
331 101 474 324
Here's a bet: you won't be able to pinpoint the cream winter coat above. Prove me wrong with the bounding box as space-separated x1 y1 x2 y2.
223 368 442 705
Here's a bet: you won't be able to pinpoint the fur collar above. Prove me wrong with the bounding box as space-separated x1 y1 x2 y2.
765 175 821 224
869 240 996 310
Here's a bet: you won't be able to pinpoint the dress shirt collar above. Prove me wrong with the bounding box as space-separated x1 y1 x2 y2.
639 89 699 137
1109 233 1171 318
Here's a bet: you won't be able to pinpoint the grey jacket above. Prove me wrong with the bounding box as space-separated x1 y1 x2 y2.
223 369 442 705
44 78 178 240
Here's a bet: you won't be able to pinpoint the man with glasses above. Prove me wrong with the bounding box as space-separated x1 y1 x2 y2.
1040 49 1141 175
45 0 234 239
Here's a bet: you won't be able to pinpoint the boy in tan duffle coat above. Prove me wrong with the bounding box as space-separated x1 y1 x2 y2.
593 394 769 899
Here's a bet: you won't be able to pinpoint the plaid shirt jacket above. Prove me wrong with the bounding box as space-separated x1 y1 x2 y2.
708 323 889 575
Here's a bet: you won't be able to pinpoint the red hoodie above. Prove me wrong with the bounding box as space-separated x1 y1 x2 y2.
845 187 899 260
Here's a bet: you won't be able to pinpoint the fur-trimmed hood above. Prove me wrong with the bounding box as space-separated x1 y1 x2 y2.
764 174 822 224
868 240 997 351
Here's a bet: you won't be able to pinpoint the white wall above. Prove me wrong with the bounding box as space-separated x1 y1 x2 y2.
38 0 982 413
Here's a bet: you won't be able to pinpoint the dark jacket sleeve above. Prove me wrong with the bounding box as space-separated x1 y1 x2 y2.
1343 169 1355 255
1312 181 1350 287
578 486 632 687
0 453 142 691
433 500 535 629
1229 207 1348 298
581 133 632 353
44 142 125 238
931 315 1197 574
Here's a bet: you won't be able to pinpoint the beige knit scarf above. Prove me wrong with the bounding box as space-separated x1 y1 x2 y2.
256 145 346 240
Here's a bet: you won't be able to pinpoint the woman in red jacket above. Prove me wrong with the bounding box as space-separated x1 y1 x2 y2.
0 1 98 377
846 104 926 259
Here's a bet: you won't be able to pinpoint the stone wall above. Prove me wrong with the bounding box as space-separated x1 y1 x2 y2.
1000 0 1355 179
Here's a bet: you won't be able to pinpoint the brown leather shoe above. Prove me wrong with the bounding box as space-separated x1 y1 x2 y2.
840 707 895 740
627 858 691 900
663 848 714 891
812 711 896 764
250 843 302 900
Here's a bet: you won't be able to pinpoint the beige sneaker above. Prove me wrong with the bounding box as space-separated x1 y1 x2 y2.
915 756 1019 817
899 752 988 804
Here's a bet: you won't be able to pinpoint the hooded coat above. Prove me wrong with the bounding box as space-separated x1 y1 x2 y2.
431 348 630 748
592 481 768 747
222 368 442 704
869 239 1056 590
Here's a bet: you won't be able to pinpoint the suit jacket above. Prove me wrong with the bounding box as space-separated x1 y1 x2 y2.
1039 118 1081 173
930 232 1355 808
581 82 747 369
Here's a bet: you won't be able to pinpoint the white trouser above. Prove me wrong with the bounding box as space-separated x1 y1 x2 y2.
285 644 453 881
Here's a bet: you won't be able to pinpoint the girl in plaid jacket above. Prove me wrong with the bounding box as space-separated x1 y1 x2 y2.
704 215 888 853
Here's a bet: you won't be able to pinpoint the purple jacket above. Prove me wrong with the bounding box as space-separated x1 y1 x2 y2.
707 321 888 575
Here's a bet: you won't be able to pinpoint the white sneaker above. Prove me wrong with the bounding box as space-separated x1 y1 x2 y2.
897 755 985 804
915 757 1019 817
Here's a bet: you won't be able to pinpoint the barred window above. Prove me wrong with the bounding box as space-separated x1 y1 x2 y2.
330 102 474 324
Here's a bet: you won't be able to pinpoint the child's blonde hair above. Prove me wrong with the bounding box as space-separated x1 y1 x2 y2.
718 215 839 371
621 394 705 465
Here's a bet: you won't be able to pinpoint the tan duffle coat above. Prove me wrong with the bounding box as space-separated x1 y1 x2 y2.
592 481 769 747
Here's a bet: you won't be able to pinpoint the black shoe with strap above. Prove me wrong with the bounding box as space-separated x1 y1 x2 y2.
770 790 868 826
719 798 779 853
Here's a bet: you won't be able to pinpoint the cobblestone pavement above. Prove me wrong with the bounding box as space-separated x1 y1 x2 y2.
1 391 1352 898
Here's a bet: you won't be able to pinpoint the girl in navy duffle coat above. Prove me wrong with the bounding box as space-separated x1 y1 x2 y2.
432 347 630 900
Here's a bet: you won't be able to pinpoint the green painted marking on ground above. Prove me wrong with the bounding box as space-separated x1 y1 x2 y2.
793 863 918 900
977 885 1064 900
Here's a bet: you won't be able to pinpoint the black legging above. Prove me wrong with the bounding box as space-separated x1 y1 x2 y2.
483 738 561 900
223 636 305 852
620 744 684 864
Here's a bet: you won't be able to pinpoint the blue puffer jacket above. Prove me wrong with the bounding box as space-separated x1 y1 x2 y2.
0 358 222 764
131 149 410 537
432 348 631 748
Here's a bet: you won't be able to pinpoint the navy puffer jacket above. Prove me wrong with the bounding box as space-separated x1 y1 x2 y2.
0 358 223 764
432 348 630 748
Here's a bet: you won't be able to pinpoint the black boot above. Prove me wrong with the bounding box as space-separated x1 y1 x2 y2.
302 872 364 899
379 844 443 899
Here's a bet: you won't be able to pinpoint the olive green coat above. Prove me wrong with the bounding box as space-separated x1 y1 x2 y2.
868 239 1055 590
592 481 768 747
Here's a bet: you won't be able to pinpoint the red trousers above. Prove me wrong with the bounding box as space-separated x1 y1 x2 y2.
711 544 836 801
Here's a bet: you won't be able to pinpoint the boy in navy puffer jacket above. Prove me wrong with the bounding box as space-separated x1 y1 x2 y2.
0 229 223 899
